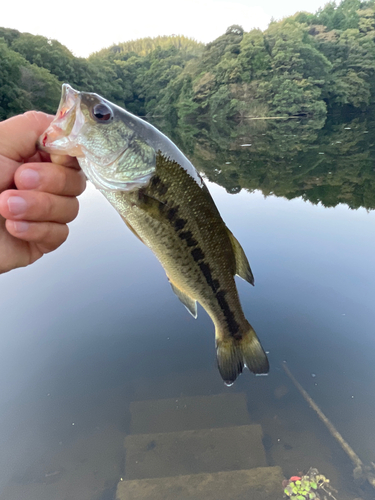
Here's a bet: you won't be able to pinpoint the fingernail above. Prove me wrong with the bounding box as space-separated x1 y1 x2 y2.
11 221 29 232
19 169 40 189
7 196 28 215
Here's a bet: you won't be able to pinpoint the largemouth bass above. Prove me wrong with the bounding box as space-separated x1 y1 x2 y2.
39 84 269 384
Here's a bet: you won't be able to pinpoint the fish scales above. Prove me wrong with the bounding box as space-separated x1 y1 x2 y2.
39 84 269 385
104 152 246 339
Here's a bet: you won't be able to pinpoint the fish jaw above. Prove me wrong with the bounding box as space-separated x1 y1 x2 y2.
38 84 85 157
38 84 156 192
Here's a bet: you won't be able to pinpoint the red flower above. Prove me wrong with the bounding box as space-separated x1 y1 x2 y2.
289 476 301 482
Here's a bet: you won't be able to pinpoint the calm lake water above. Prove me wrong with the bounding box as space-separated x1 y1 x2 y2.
0 112 374 500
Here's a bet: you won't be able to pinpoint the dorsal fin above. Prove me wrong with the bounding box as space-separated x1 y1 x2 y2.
226 229 254 285
169 280 197 318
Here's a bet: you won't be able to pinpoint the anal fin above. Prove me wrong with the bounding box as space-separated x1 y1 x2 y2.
226 228 254 285
169 281 197 319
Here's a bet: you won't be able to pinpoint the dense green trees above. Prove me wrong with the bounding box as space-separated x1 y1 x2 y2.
0 38 61 119
92 35 203 58
303 0 375 108
1 0 375 120
171 0 375 123
0 2 374 210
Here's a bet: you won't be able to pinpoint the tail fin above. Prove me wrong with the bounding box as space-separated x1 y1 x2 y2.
216 323 269 385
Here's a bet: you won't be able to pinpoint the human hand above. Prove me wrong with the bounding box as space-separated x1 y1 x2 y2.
0 111 86 274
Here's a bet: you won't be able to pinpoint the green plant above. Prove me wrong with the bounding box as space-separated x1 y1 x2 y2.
283 468 338 500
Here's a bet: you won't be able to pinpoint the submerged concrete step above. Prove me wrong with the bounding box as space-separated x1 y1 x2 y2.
124 424 266 480
129 393 251 434
116 466 285 500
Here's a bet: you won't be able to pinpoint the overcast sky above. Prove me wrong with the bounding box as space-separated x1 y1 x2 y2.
3 0 330 57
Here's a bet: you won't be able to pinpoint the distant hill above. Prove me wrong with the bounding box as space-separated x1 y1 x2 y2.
91 35 204 58
1 0 375 121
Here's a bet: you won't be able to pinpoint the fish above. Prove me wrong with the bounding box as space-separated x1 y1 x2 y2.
39 84 269 385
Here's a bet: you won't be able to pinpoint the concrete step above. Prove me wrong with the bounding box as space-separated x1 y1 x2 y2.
129 393 251 434
123 369 242 402
124 425 266 480
116 466 285 500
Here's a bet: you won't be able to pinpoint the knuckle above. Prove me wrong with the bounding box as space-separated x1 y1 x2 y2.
23 110 51 125
40 164 66 194
77 171 87 195
38 223 69 253
39 222 53 242
54 224 69 249
56 166 84 196
68 198 80 221
43 193 55 219
52 223 69 246
65 168 86 196
59 167 69 194
60 224 69 244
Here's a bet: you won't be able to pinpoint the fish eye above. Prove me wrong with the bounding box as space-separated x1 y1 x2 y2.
92 103 113 122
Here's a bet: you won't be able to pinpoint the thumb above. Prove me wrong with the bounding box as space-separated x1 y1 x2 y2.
0 111 54 163
0 111 54 192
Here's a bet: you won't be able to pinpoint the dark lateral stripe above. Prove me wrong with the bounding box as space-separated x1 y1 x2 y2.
165 204 198 246
167 207 178 221
198 260 240 337
199 262 220 294
158 184 168 196
174 218 187 231
151 176 161 187
151 175 168 196
216 290 240 337
179 230 198 247
168 205 240 336
191 248 205 262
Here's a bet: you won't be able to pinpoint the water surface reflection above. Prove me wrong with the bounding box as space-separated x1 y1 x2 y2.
0 114 374 499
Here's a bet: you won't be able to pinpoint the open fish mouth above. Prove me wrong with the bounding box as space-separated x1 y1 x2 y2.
38 84 154 191
38 84 85 156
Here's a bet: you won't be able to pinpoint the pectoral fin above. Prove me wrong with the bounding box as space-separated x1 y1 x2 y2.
169 280 197 319
227 229 254 285
134 190 168 222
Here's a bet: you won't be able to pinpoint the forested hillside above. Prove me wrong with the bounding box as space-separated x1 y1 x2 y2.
1 0 375 122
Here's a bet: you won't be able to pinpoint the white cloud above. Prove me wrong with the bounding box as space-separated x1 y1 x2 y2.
3 0 270 57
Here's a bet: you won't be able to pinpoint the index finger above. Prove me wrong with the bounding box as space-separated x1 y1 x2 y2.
0 111 54 163
50 154 81 170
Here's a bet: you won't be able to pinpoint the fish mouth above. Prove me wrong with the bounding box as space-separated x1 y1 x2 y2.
38 84 84 156
38 83 154 192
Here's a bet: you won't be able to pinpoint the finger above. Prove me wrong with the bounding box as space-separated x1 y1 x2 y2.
50 154 81 170
0 154 20 192
25 150 51 163
6 220 69 254
15 163 86 197
0 111 53 162
0 190 79 224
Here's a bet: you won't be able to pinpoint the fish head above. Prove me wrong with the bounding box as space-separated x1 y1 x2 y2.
39 84 156 191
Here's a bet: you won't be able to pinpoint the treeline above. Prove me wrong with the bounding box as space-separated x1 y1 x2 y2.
1 0 375 121
168 0 375 125
0 29 202 120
